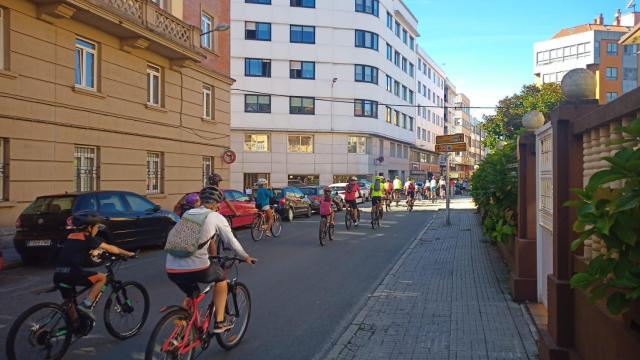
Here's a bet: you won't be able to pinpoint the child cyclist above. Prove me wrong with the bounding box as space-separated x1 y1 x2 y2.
319 187 335 225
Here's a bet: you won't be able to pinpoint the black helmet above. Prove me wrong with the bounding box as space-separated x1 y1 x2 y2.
207 173 223 186
200 187 224 204
72 211 105 229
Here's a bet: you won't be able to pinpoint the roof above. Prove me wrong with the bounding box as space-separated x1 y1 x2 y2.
620 23 640 45
552 24 631 39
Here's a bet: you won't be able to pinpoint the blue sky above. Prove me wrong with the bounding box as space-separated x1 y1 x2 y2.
403 0 632 119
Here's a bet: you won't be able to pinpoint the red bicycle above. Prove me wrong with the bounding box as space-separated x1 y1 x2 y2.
145 256 252 359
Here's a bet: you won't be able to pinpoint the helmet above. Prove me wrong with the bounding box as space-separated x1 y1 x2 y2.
350 176 358 181
256 178 268 186
199 187 224 204
207 173 223 186
72 211 105 229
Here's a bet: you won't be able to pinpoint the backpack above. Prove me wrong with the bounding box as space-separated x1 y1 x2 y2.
408 182 415 191
164 210 213 257
373 179 381 191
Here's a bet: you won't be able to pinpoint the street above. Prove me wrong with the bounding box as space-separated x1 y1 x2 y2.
0 202 435 360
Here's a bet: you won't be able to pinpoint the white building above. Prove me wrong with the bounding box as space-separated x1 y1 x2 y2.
229 0 420 189
415 46 446 152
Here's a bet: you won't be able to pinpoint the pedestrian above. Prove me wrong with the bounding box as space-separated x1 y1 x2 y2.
463 178 469 195
439 177 446 200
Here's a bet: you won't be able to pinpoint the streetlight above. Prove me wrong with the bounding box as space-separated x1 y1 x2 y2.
200 23 230 37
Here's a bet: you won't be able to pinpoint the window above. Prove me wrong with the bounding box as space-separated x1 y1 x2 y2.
244 134 270 152
386 43 392 61
404 145 408 159
355 29 378 50
291 0 315 7
386 12 393 29
75 38 97 90
290 61 315 79
151 0 164 8
418 82 422 95
0 139 5 200
624 44 639 55
606 67 618 80
245 58 271 77
402 28 407 44
385 106 392 123
401 57 407 72
97 193 128 213
408 90 414 104
355 0 378 16
0 8 4 70
409 116 414 131
288 135 313 153
393 110 399 126
290 96 315 114
393 80 400 96
417 126 421 139
202 85 212 119
394 51 400 66
409 36 414 50
390 142 396 157
394 21 401 37
125 193 155 213
409 63 414 77
147 64 161 106
348 136 368 154
607 42 617 56
427 130 431 142
402 113 407 128
246 0 271 4
354 99 378 118
422 129 427 141
245 95 271 113
202 156 212 187
354 64 378 84
402 86 407 101
385 75 392 92
606 92 618 102
146 152 162 194
201 13 212 49
290 25 315 44
245 22 271 41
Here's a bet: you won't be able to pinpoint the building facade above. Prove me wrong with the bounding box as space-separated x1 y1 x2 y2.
0 0 233 227
229 0 430 189
415 46 445 152
533 10 640 103
451 93 473 179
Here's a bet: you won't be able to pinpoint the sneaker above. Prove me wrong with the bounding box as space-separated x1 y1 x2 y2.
213 319 233 334
77 303 96 322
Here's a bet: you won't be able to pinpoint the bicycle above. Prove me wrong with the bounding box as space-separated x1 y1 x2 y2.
393 190 401 207
6 252 149 360
370 203 382 229
384 194 392 212
406 195 415 212
344 204 360 230
250 206 282 241
319 215 335 246
145 255 252 359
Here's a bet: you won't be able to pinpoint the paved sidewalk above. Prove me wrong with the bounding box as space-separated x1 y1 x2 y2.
327 198 538 360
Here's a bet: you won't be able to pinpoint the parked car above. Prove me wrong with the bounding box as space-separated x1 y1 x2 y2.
299 186 344 213
14 191 179 265
272 186 312 221
358 180 372 201
328 183 365 204
173 189 257 228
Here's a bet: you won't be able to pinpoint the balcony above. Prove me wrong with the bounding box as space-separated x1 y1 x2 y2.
34 0 204 61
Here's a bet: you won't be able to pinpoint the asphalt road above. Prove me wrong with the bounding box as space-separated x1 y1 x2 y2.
0 202 436 360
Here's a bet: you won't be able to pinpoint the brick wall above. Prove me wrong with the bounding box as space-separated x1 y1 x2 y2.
183 0 231 77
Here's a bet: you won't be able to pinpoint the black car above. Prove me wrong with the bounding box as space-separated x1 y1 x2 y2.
272 186 312 221
299 186 344 213
14 191 179 264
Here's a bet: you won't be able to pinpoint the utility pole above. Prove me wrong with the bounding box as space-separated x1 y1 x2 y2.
446 153 451 225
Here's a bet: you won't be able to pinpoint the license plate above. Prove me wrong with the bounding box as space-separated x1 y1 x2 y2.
27 240 51 247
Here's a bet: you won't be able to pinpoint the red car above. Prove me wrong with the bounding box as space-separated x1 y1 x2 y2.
174 189 257 229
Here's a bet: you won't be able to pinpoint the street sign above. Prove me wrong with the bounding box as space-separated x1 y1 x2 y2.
435 133 465 145
439 156 447 166
435 143 467 153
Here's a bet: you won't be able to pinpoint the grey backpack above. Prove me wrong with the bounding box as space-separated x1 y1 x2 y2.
164 210 213 257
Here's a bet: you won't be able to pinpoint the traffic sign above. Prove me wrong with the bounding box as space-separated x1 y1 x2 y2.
435 133 464 145
439 156 447 166
435 143 467 153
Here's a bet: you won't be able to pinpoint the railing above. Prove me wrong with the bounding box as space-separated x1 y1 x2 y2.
88 0 197 50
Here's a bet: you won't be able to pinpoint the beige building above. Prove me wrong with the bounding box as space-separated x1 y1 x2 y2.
450 93 472 179
0 0 233 227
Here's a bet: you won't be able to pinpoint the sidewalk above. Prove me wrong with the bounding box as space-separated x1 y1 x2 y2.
327 197 538 360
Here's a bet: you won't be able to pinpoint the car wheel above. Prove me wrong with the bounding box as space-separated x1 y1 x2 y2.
287 207 295 222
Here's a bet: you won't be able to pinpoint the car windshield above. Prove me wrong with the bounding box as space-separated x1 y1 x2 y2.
331 186 346 192
22 196 75 215
300 188 319 196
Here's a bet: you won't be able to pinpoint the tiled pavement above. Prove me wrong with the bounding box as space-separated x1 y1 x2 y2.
327 198 539 360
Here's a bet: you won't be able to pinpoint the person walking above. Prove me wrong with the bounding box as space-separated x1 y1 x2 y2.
439 177 447 200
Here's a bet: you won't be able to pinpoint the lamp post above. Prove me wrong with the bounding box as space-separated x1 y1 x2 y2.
200 23 231 38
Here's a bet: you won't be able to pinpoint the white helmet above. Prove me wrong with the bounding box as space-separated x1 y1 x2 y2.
256 178 268 186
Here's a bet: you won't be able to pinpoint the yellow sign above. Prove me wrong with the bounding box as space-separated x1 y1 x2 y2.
435 134 465 145
435 143 467 153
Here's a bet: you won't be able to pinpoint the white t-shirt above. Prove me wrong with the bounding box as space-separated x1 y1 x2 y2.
430 179 437 188
166 207 248 272
439 179 446 186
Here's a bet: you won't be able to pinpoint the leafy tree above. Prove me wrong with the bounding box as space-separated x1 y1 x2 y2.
482 83 564 151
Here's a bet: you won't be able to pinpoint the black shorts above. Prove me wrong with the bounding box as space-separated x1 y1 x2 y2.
371 196 382 207
53 269 100 299
167 261 225 298
346 200 358 209
407 191 415 199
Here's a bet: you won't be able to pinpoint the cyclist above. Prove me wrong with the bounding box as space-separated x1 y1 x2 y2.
254 178 274 236
165 187 257 333
319 187 335 225
404 178 416 207
430 177 438 201
392 176 403 205
439 176 447 200
53 211 134 321
206 173 240 217
344 176 362 226
370 175 384 223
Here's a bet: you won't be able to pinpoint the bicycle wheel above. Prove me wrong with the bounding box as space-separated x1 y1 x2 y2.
319 217 327 246
370 208 377 229
216 282 251 350
344 210 352 230
145 308 196 360
104 281 150 340
328 222 335 241
6 302 72 360
271 213 282 237
250 215 264 242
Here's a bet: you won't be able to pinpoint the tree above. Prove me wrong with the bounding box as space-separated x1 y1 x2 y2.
481 83 564 151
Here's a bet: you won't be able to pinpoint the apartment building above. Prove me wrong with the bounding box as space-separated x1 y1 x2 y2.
415 45 445 152
443 77 456 136
0 0 233 227
451 93 473 179
229 0 421 189
533 10 640 103
469 117 484 166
